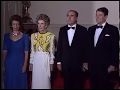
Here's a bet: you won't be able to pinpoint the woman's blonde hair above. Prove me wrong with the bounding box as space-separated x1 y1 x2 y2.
36 14 50 26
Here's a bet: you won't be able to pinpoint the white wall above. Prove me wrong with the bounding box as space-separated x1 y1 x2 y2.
29 1 119 25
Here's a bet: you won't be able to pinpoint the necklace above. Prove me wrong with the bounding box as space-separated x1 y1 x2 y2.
12 32 20 36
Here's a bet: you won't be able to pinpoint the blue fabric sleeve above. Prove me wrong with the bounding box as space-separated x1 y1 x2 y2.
24 34 30 51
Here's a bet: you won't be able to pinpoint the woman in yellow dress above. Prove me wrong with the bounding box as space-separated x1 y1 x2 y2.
29 14 55 89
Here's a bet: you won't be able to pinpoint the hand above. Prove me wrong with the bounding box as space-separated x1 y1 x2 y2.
57 64 62 71
2 65 5 75
82 62 88 72
22 65 27 73
107 65 115 73
29 64 33 71
50 64 54 71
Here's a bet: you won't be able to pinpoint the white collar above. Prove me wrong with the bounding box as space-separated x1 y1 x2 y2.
68 23 76 28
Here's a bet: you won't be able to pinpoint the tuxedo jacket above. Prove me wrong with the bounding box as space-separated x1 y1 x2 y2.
56 24 88 71
87 23 119 72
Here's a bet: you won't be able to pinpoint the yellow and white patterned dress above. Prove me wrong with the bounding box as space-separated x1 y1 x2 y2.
30 31 55 89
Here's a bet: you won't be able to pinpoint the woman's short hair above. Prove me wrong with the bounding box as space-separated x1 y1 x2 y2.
36 14 50 26
9 15 23 30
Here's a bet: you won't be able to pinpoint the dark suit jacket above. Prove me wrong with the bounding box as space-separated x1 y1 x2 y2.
87 23 119 72
56 24 88 71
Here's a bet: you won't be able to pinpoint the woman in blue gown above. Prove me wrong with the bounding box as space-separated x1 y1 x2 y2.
2 15 30 89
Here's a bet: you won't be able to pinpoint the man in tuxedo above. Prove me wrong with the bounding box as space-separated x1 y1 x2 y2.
56 10 88 89
87 7 119 89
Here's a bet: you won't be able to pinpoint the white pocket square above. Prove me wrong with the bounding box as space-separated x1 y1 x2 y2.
105 34 110 36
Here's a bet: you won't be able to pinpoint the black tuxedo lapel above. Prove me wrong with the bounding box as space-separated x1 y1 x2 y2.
65 26 70 47
96 23 109 47
91 26 97 47
70 24 78 46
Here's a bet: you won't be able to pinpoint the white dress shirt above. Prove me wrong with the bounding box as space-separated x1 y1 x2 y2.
67 24 76 46
57 24 76 64
94 22 106 47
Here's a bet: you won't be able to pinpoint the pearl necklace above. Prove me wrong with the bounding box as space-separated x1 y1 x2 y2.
12 32 20 36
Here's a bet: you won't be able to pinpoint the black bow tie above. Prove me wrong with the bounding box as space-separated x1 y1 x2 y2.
96 25 103 29
67 27 75 30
